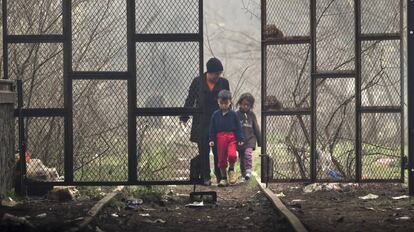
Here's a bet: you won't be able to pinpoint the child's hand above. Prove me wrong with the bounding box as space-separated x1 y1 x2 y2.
209 141 215 147
238 141 244 146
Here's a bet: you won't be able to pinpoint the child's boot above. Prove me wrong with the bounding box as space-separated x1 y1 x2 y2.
228 170 237 184
218 179 229 187
245 169 252 180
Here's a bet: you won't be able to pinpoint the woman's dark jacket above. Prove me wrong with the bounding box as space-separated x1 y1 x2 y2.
180 74 230 143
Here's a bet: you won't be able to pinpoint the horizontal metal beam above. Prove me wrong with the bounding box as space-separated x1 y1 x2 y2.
136 107 201 116
359 179 403 183
7 35 64 43
14 108 65 117
25 180 197 186
359 106 402 113
263 108 311 116
263 36 311 45
135 33 201 42
360 33 400 41
312 70 356 78
0 79 15 86
267 179 312 183
71 71 130 80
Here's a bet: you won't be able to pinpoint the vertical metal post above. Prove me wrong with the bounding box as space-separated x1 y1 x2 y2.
17 80 27 195
407 0 414 195
194 0 204 186
63 0 73 183
310 0 317 181
127 0 137 182
260 0 268 183
400 0 405 182
354 0 362 182
2 0 8 79
199 0 204 77
199 0 207 185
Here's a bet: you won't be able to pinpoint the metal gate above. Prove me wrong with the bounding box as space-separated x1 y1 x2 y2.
2 0 407 187
3 0 204 186
261 0 405 183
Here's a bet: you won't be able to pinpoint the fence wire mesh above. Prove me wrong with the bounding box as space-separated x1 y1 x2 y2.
316 0 355 71
136 42 200 108
264 0 404 182
361 113 401 180
135 0 199 34
266 116 311 180
266 44 311 110
4 0 404 185
137 117 197 181
72 0 127 71
8 43 64 108
266 0 309 37
361 0 400 34
316 78 356 181
361 40 401 107
73 80 128 182
5 0 202 185
7 0 62 35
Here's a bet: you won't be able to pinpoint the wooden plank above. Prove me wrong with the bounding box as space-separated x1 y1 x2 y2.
78 186 124 230
254 173 308 232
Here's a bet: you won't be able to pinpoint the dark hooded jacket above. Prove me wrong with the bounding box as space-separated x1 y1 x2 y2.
180 74 230 143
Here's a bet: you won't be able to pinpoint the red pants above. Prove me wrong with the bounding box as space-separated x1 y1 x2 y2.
216 132 238 169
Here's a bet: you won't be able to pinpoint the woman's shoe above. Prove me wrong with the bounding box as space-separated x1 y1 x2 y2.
202 180 212 186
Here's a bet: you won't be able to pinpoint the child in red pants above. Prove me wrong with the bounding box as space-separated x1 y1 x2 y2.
209 90 244 187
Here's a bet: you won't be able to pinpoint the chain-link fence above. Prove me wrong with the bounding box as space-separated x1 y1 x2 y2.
3 0 203 186
262 0 404 182
2 0 406 186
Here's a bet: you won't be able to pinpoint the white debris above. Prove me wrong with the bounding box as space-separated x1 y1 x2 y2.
275 192 285 198
303 183 358 193
139 213 150 217
26 158 60 181
325 183 342 191
391 195 410 200
36 213 47 219
144 219 166 224
359 194 379 200
396 216 411 220
303 183 323 193
291 199 305 203
185 201 204 207
1 197 17 207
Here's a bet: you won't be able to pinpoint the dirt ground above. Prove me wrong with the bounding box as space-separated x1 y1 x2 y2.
90 180 293 232
0 180 293 232
0 197 96 232
269 183 414 232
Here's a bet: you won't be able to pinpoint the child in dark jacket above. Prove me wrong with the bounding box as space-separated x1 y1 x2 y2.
236 93 261 180
209 90 244 187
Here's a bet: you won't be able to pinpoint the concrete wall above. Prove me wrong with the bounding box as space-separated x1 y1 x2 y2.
0 80 16 196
